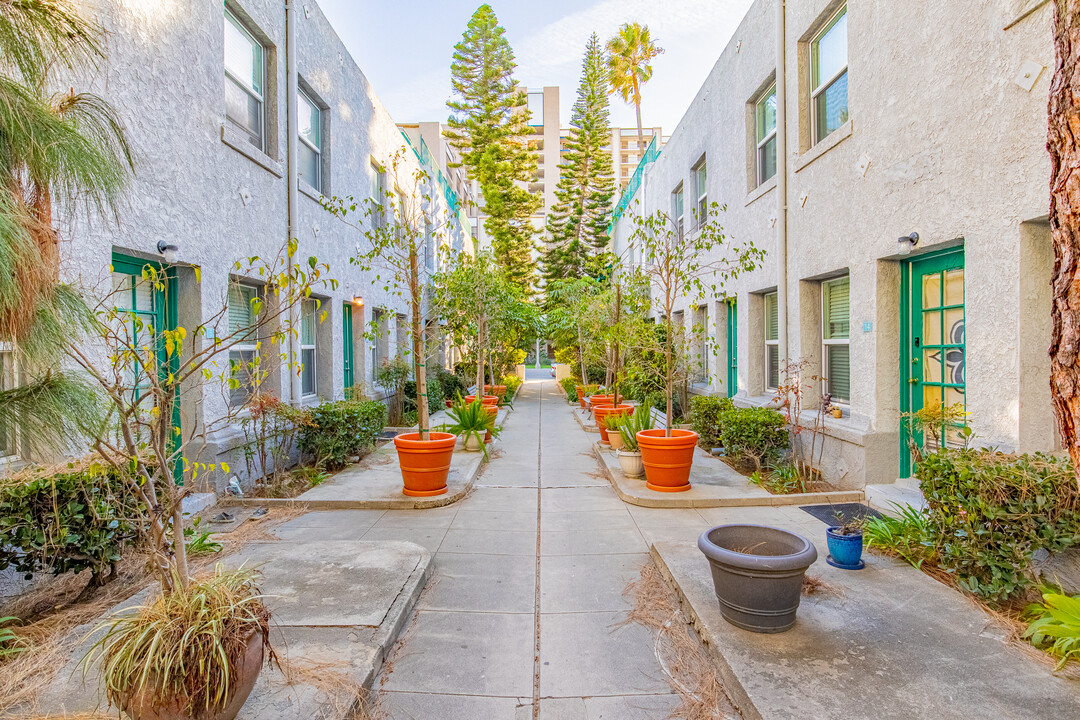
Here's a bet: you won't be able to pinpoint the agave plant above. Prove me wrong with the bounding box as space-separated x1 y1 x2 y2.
445 396 499 460
618 404 655 452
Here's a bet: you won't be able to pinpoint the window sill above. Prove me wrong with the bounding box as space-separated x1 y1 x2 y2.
794 120 853 173
221 125 283 178
298 180 325 204
745 176 777 206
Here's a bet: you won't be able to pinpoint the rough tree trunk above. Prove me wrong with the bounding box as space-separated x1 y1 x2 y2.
411 250 429 440
1049 0 1080 487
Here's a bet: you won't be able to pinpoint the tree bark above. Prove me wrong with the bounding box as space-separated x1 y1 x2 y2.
411 248 429 440
1049 0 1080 487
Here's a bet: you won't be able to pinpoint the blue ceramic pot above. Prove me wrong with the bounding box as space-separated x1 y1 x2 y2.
826 527 864 569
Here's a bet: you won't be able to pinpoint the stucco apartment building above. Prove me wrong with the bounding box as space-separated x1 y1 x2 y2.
610 0 1056 489
47 0 467 490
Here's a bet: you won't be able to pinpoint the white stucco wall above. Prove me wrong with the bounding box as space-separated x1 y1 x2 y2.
611 0 1055 487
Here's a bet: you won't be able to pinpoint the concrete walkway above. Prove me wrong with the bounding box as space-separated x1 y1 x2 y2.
370 378 687 719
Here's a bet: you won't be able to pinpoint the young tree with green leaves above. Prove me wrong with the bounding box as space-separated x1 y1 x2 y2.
433 247 504 393
445 3 540 292
606 22 663 156
542 33 616 282
0 0 133 455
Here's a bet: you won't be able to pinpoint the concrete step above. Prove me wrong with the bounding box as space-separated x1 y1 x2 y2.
865 482 927 515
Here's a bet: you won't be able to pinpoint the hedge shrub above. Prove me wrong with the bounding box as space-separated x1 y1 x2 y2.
0 462 144 592
435 369 468 402
299 399 387 469
559 377 578 401
404 378 444 414
918 449 1080 602
689 395 734 450
502 374 523 398
719 406 788 469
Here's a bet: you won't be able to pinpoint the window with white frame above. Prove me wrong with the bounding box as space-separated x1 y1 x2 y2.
0 348 16 458
671 183 684 239
228 283 261 405
224 8 265 151
764 292 779 391
370 307 384 380
424 220 435 273
755 83 777 185
300 298 318 397
811 6 848 144
298 88 322 191
692 156 707 226
822 276 850 403
369 160 386 228
527 91 544 126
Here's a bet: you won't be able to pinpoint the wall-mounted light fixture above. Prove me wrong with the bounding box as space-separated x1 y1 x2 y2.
352 295 364 307
156 240 179 264
897 232 919 256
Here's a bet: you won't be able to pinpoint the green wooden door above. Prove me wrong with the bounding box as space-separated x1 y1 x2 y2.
901 249 965 475
111 252 182 481
342 303 354 391
726 299 738 398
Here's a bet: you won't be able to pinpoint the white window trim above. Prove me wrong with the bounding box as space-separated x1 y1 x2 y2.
672 183 684 239
764 292 779 392
301 298 318 397
224 8 265 151
370 160 386 229
821 277 850 404
692 157 707 227
810 6 848 146
228 283 261 405
0 345 17 460
298 87 322 191
755 83 777 187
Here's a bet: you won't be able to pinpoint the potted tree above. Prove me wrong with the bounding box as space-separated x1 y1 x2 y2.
629 201 762 492
73 247 334 717
324 147 456 497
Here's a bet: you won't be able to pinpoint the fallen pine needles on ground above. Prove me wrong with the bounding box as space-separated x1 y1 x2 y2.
622 563 741 720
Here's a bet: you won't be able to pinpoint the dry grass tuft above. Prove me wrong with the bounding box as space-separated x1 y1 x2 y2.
0 505 305 715
802 574 844 598
623 563 741 720
277 655 384 720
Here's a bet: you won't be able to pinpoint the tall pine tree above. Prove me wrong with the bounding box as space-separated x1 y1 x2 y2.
541 33 616 283
446 4 541 292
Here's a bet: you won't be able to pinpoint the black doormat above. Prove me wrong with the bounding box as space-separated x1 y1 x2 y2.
799 502 883 527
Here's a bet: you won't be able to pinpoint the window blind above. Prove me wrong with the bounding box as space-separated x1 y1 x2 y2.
229 285 256 339
823 278 849 339
765 293 778 341
827 344 850 401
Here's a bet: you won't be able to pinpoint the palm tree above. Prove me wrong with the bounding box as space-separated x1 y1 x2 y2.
0 1 132 455
605 22 663 159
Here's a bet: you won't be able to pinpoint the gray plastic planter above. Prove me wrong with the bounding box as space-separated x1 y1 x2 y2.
697 524 818 633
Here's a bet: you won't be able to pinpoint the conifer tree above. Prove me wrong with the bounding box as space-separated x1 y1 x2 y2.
542 33 616 282
446 4 541 292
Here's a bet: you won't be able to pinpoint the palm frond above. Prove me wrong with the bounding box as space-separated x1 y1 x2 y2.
0 0 104 87
0 369 100 455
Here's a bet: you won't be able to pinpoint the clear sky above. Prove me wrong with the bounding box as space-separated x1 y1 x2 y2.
316 0 756 134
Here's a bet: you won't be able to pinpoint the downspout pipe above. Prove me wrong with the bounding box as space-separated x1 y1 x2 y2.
775 0 789 377
285 1 301 405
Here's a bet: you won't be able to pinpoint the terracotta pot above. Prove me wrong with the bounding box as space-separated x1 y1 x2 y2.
445 399 453 409
464 394 499 406
608 432 625 451
575 386 586 408
394 431 456 496
593 404 633 443
617 450 644 478
120 629 264 720
637 429 698 492
484 384 508 399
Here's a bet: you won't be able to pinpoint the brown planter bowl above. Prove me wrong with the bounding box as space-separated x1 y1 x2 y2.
593 404 633 443
484 384 508 399
637 429 698 493
464 395 500 406
394 431 456 497
120 629 264 720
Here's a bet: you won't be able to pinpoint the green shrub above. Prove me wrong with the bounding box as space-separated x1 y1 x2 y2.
299 399 387 469
502 374 523 398
918 449 1080 603
559 377 578 401
718 406 788 469
1024 591 1080 670
435 369 467 402
0 462 144 594
689 395 734 449
404 378 444 414
863 503 939 569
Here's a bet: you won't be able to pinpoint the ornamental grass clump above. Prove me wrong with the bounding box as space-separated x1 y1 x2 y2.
86 565 274 715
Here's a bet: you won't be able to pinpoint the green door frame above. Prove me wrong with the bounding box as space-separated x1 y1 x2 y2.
342 302 354 391
111 251 182 482
726 298 738 398
899 246 965 476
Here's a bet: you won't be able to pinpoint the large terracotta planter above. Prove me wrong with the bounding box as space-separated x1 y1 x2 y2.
484 384 507 400
394 431 456 497
120 629 264 720
465 394 499 407
575 385 586 408
637 429 698 492
593 404 633 443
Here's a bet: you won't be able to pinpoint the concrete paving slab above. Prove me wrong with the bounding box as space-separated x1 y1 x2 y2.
540 486 624 513
451 509 538 532
538 611 671 697
271 509 385 541
652 518 1080 720
360 526 447 553
540 527 649 557
229 442 483 510
459 487 539 512
540 509 637 532
419 552 536 614
380 691 531 719
540 553 649 613
381 610 535 697
440 528 538 556
372 505 460 528
625 506 708 527
593 442 864 508
539 694 682 719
